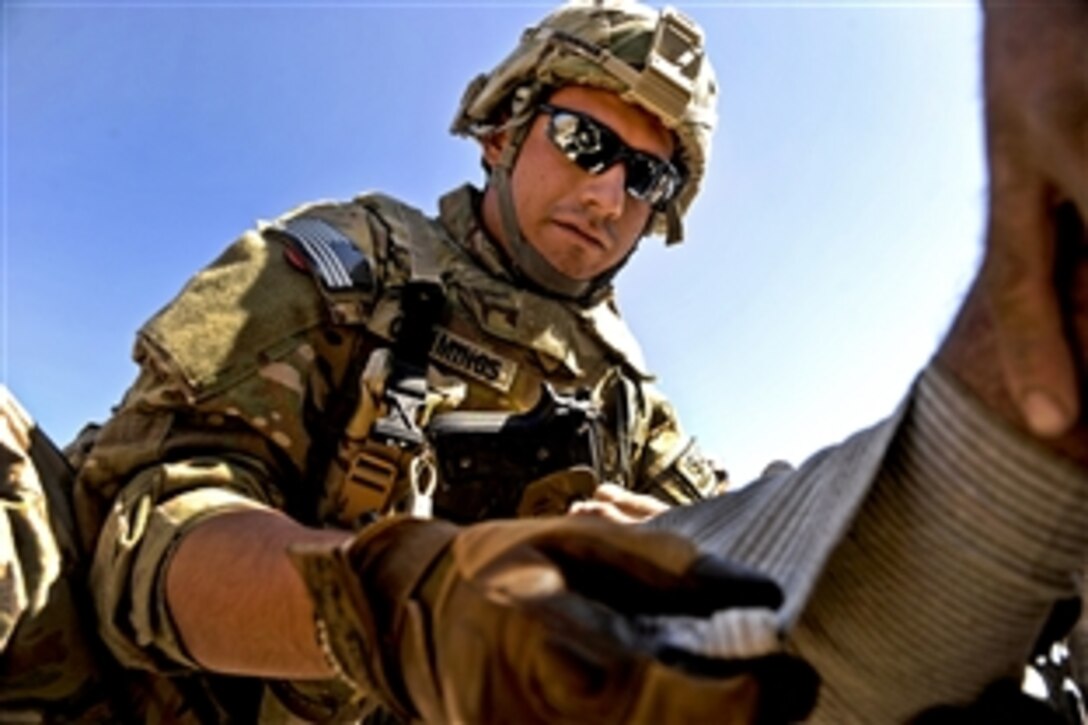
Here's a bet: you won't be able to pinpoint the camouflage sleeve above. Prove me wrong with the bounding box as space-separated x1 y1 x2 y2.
631 384 725 505
0 387 104 713
0 386 53 665
75 217 378 674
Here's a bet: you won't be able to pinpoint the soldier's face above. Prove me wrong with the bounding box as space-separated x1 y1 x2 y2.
482 85 674 281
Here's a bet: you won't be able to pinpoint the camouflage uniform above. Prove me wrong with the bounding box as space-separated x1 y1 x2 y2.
69 184 721 721
6 3 726 719
0 387 120 722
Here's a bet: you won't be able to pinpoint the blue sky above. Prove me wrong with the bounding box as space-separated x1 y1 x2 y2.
3 1 984 485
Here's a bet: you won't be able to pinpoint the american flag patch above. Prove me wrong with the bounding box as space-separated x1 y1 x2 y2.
278 217 373 291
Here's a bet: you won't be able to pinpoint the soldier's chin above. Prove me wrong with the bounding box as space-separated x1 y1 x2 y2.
557 260 605 282
540 247 606 282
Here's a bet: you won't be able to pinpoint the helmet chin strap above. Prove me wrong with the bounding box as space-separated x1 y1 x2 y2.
491 127 593 300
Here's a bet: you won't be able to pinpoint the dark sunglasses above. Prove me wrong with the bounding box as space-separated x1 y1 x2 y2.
538 103 684 209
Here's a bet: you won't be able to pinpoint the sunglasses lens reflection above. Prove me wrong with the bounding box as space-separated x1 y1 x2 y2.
542 105 682 208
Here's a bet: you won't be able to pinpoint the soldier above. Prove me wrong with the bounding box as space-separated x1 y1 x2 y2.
53 1 814 722
2 0 1086 723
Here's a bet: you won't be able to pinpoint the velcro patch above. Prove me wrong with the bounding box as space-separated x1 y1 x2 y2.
430 328 517 393
278 217 374 292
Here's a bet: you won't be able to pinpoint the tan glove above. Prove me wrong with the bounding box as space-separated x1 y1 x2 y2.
290 515 817 724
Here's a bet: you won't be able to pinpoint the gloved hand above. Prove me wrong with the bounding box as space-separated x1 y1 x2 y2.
290 515 818 724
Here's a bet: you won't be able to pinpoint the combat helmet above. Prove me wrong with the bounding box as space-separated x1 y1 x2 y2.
452 0 718 299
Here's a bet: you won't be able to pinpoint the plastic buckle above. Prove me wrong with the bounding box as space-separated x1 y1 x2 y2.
340 447 401 519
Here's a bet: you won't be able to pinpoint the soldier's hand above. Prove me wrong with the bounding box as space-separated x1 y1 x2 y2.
567 482 670 523
291 515 818 724
980 0 1088 437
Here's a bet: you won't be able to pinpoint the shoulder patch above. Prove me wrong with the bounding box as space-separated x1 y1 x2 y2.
277 217 374 292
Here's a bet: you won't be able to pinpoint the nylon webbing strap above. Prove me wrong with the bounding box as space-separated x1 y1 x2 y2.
332 231 450 522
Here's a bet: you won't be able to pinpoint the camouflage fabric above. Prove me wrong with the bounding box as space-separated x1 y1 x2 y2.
72 184 722 721
0 387 114 721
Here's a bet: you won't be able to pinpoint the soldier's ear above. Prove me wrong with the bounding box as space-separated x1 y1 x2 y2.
481 129 509 168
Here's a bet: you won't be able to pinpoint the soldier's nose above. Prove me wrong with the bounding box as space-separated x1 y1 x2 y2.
581 163 627 221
